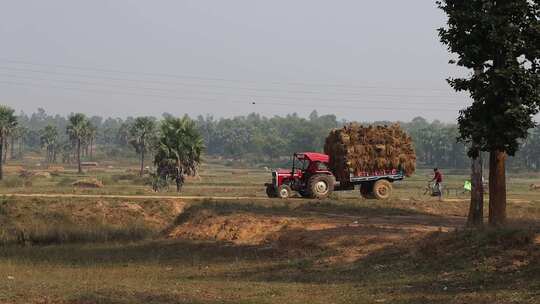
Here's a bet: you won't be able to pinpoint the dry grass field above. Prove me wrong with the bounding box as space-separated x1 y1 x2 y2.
0 160 539 303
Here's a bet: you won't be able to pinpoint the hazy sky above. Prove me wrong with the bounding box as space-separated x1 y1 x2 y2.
1 0 473 122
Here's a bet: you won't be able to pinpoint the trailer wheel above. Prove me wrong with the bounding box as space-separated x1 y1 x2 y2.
277 185 292 199
307 174 335 199
266 184 277 198
360 183 374 199
373 180 392 200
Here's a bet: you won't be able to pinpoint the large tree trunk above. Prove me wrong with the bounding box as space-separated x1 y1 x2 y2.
175 160 183 193
468 154 484 227
489 150 507 226
77 139 82 174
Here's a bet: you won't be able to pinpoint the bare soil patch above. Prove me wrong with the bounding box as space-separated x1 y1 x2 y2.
168 203 465 263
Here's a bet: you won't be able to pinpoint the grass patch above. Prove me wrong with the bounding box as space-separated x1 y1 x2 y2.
56 177 76 187
0 218 155 245
0 176 25 188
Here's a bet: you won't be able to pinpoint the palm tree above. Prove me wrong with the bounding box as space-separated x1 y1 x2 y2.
40 125 59 163
129 117 157 176
12 125 27 160
84 124 97 160
154 116 204 192
66 113 89 174
2 128 10 165
0 106 17 180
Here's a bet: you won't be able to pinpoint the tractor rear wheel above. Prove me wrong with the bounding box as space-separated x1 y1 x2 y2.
373 180 393 200
307 174 335 199
266 184 277 198
277 185 292 199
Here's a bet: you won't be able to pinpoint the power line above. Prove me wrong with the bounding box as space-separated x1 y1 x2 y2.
0 66 468 101
0 58 459 92
0 80 463 113
0 73 469 107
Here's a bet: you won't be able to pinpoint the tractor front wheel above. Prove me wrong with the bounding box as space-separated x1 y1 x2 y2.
307 175 335 199
277 185 292 199
373 180 393 200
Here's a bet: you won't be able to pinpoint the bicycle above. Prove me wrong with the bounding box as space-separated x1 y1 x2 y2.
419 182 446 197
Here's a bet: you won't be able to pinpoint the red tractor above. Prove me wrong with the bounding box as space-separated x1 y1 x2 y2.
265 152 404 200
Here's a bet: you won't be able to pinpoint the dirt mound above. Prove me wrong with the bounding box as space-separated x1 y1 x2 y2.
77 200 185 229
0 198 186 245
4 165 24 174
167 205 466 262
72 178 104 188
47 166 65 173
168 210 304 245
32 171 52 178
325 123 416 180
18 170 52 179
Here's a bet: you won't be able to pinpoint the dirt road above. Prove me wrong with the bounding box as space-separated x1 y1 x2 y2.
3 193 532 203
2 193 269 200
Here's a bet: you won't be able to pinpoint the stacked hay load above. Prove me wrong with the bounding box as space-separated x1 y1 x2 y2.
324 123 416 182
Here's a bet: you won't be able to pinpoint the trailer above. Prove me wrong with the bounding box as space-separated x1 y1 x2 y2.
265 152 404 200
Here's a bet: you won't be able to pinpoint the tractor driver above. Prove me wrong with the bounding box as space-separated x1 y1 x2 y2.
308 161 327 172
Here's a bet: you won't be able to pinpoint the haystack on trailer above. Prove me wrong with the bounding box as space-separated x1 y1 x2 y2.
265 123 416 200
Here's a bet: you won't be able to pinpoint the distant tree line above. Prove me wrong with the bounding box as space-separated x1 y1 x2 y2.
7 108 540 171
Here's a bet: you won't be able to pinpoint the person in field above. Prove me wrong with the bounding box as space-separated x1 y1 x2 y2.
432 168 443 201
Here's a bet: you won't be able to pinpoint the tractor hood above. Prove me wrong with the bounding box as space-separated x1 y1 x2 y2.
275 168 301 176
275 169 291 175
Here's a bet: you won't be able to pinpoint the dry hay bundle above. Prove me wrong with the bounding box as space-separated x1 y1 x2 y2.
324 123 416 181
72 178 104 188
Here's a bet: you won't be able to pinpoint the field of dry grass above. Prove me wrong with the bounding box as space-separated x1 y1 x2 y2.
0 160 539 303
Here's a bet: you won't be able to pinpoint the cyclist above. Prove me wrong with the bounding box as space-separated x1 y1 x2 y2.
431 168 443 201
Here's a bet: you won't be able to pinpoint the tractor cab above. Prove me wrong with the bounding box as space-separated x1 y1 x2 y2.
292 152 331 176
265 152 335 199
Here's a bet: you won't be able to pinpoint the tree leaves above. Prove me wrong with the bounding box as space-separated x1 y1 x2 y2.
154 116 204 180
439 0 540 156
